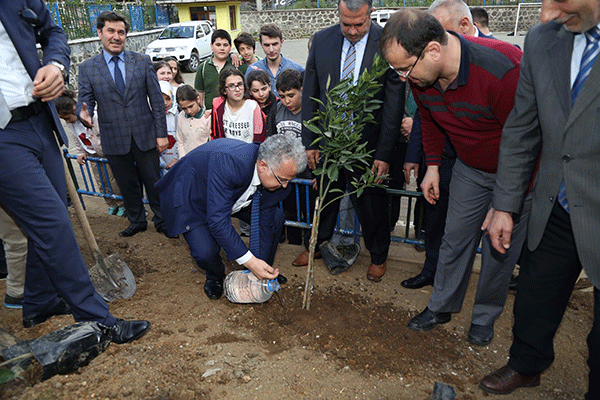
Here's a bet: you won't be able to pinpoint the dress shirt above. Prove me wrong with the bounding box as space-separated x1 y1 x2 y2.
0 20 34 109
231 165 261 265
570 23 600 87
340 32 369 85
102 50 126 84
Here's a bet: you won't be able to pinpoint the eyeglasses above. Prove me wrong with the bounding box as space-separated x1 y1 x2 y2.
269 164 290 187
225 82 245 91
389 47 424 79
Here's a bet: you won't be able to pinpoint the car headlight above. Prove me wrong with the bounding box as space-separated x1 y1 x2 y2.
175 46 188 52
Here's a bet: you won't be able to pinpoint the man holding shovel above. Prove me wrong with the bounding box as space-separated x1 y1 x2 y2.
0 0 149 344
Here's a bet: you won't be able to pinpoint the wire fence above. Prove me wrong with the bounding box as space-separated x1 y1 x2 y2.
46 1 174 40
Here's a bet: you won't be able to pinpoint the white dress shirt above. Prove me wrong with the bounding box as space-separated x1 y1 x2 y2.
231 165 261 265
0 19 35 109
340 32 370 85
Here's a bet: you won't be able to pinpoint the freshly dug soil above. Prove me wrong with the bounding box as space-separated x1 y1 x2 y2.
0 196 594 399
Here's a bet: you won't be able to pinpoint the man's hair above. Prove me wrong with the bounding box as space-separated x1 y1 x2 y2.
338 0 373 12
381 9 447 58
276 69 302 93
234 32 256 51
96 11 130 33
259 24 283 42
246 69 271 88
470 7 489 28
258 134 307 173
428 0 473 24
176 85 200 103
212 29 232 45
218 67 246 97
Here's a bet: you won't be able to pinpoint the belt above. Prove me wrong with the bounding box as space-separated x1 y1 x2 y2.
10 100 45 124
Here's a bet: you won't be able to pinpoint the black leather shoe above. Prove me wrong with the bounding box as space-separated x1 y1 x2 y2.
156 226 178 239
468 323 494 346
401 273 434 289
508 274 519 291
276 274 287 285
119 224 147 237
110 319 151 344
407 307 451 331
204 277 224 300
23 299 71 328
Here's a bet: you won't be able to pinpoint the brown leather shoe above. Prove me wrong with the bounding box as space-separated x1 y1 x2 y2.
480 365 540 394
292 250 322 266
367 262 386 282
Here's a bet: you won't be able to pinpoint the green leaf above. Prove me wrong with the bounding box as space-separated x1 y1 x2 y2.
0 368 17 385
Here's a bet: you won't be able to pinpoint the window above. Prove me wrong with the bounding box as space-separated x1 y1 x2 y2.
229 6 237 30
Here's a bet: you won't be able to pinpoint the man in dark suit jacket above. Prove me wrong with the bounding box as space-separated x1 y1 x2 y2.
0 0 149 343
299 0 404 282
77 11 169 238
481 0 600 396
156 136 307 300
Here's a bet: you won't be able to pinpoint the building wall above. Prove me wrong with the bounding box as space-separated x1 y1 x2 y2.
240 5 542 39
176 2 241 38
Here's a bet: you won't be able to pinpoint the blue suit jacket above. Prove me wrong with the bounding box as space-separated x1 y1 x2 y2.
155 138 291 261
0 0 69 145
77 50 167 156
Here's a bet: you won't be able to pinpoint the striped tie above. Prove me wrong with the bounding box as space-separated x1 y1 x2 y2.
342 43 356 81
571 27 600 105
249 188 261 256
558 26 600 213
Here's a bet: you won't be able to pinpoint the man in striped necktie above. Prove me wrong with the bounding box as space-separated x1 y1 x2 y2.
299 0 405 282
480 0 600 397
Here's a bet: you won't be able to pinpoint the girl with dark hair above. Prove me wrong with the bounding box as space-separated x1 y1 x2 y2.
175 85 211 157
246 69 277 119
164 56 184 87
154 60 174 84
211 67 265 143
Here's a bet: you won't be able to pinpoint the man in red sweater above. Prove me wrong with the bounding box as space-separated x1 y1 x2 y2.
381 9 530 346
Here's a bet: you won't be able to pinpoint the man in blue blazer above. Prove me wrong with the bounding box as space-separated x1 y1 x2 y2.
78 11 169 238
156 136 307 299
300 0 404 281
0 0 149 343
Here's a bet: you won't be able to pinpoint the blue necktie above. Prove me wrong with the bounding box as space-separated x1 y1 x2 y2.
249 187 261 256
342 42 356 81
112 56 126 96
558 27 600 213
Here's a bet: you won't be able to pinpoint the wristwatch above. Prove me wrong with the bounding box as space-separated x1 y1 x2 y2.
48 61 68 80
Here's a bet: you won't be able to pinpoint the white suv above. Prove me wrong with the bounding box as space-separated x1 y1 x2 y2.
371 9 396 28
146 21 214 72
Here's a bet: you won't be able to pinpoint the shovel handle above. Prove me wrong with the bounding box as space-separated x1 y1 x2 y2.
62 156 102 256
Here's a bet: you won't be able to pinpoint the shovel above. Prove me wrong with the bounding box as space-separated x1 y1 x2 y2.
62 155 136 302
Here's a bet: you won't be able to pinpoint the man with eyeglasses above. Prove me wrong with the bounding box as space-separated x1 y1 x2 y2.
300 0 404 281
381 9 528 346
156 135 307 300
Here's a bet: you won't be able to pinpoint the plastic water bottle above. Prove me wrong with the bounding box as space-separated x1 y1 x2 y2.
224 270 280 304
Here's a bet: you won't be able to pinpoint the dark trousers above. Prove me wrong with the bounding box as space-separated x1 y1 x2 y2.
0 112 114 325
389 142 408 227
317 170 390 265
184 203 285 280
106 139 164 229
421 157 454 278
508 201 599 399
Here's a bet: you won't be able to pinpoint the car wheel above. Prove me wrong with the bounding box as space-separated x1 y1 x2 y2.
186 52 200 73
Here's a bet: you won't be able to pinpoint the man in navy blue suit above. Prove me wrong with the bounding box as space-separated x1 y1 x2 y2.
156 135 307 300
0 0 149 343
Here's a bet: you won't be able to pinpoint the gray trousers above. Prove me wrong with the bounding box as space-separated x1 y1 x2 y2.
428 158 530 326
0 206 27 298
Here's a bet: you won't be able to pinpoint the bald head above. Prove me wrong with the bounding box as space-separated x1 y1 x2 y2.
428 0 476 36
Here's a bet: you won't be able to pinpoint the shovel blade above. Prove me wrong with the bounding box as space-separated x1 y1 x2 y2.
89 252 136 302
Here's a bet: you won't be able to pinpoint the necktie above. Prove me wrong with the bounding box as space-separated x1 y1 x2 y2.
558 26 600 213
0 90 12 129
342 42 356 81
112 56 126 96
249 187 261 256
